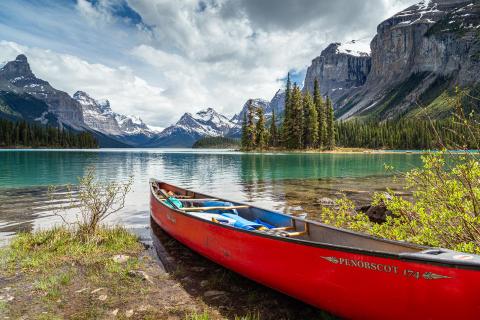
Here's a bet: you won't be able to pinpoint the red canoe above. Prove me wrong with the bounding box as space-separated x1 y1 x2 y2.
150 180 480 320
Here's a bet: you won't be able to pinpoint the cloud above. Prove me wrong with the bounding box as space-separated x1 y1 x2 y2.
0 0 420 127
0 41 174 127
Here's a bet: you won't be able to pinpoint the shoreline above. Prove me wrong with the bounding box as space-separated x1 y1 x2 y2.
0 225 328 319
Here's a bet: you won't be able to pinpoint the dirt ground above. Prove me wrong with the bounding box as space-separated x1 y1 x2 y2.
0 222 336 320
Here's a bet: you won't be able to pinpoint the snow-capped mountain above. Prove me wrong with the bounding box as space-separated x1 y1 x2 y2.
0 54 84 128
73 91 160 146
146 108 236 147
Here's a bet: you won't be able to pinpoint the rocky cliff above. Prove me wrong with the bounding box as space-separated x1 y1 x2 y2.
303 41 371 104
0 55 85 128
335 0 480 120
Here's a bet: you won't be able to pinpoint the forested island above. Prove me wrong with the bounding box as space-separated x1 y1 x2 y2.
0 118 98 149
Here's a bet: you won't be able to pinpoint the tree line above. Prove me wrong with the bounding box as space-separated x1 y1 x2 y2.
0 119 98 148
242 75 335 151
336 118 478 150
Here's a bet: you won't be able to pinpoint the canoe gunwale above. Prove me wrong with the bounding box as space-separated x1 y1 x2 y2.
149 179 480 270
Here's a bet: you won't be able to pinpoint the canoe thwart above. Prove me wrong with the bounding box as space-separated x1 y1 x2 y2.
177 198 219 202
183 205 249 212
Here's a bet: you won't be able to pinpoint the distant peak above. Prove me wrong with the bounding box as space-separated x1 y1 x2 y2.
73 90 89 98
15 54 28 63
198 107 217 114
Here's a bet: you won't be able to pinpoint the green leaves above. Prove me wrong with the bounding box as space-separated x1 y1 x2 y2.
321 152 480 254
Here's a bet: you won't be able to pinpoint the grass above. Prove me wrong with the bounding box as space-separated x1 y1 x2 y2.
0 226 169 319
186 311 260 320
0 226 142 274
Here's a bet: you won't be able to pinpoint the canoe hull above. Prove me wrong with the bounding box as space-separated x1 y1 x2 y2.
150 191 480 320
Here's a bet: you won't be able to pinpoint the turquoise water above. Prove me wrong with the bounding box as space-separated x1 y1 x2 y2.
0 149 424 241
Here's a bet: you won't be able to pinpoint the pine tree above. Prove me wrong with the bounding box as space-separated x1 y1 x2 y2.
255 107 268 149
326 97 335 150
313 79 326 149
241 111 248 149
303 91 318 148
269 108 278 147
290 84 304 149
245 100 256 150
282 73 292 147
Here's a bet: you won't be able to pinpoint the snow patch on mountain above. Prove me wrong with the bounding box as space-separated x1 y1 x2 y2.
74 90 158 140
336 40 371 57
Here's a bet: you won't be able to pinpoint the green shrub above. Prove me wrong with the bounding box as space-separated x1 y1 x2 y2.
321 152 480 253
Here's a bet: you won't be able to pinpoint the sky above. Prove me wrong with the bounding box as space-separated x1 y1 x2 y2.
0 0 418 129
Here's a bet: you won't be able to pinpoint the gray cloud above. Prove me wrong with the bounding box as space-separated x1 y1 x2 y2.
0 0 419 127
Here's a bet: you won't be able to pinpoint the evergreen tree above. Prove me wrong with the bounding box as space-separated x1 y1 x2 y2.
245 100 256 150
313 79 327 148
0 119 97 148
326 97 336 150
241 111 248 149
303 91 318 148
282 73 292 147
255 107 268 149
290 84 304 149
269 108 278 147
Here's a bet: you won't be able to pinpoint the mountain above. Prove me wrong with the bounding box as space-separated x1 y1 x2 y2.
0 54 160 147
146 108 236 147
0 54 84 128
303 41 371 105
73 91 159 146
330 0 480 120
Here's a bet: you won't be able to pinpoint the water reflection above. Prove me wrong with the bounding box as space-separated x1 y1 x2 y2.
0 149 423 241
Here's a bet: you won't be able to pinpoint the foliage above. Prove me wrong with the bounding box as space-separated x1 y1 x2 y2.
49 167 133 237
335 118 479 149
255 107 268 149
290 84 304 149
269 108 278 147
321 95 480 253
193 136 240 149
303 90 318 148
0 118 98 148
326 97 335 150
244 100 257 151
242 75 336 151
314 79 327 148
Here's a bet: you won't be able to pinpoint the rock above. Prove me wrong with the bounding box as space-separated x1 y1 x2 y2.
128 270 153 284
90 288 104 294
304 41 371 106
98 294 107 301
125 309 134 318
334 0 480 120
111 309 119 316
112 254 130 263
191 267 206 272
357 202 394 223
0 54 84 126
75 288 88 294
318 197 336 206
203 290 227 298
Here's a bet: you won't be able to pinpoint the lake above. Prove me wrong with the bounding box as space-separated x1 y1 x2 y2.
0 149 424 243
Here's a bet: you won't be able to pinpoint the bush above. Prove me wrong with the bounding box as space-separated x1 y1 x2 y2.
49 167 133 238
321 152 480 254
